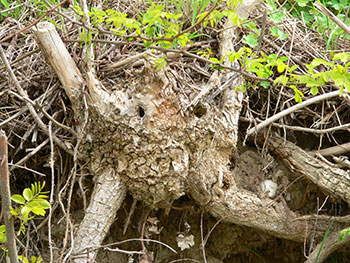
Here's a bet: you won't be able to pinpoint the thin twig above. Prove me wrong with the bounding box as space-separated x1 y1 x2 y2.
246 90 345 136
0 45 75 155
9 138 49 172
7 90 77 137
48 121 55 263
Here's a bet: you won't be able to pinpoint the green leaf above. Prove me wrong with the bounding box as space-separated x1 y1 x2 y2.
273 75 289 86
36 195 49 199
242 34 258 48
29 200 51 210
154 56 167 71
270 27 288 40
0 0 10 9
294 92 302 103
260 81 270 89
23 188 33 202
307 58 334 71
209 57 220 64
344 80 350 92
333 53 350 63
339 227 350 242
31 207 46 216
0 225 7 242
330 71 345 86
310 87 319 95
222 9 240 26
288 65 298 72
277 62 287 73
18 256 30 263
21 206 31 220
297 0 309 7
269 11 286 23
12 194 26 204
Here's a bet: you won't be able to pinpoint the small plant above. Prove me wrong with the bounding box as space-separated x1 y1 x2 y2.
269 26 288 40
10 181 51 236
279 0 350 50
18 255 43 263
0 182 50 262
339 226 350 242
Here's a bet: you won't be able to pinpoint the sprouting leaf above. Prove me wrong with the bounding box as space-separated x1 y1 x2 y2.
29 200 51 210
307 58 334 70
297 0 309 7
344 79 350 92
18 256 30 263
0 225 7 242
21 206 30 219
333 53 350 63
294 92 302 103
288 65 299 72
277 62 287 73
242 34 258 48
30 207 46 217
339 227 350 242
210 57 220 64
269 11 286 23
260 81 270 89
12 194 26 204
270 27 288 40
154 56 167 71
273 75 289 86
23 188 33 202
310 87 319 95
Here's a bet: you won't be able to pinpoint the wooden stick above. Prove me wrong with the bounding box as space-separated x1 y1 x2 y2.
0 130 19 263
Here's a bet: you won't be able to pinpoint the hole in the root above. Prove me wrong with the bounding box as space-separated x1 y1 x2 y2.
193 103 207 118
138 106 145 117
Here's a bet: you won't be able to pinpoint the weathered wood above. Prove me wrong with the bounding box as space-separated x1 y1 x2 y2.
267 135 350 203
32 22 83 115
72 168 126 262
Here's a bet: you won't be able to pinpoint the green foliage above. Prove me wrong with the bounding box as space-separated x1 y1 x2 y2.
0 0 74 22
0 225 6 243
282 0 350 49
339 226 350 242
0 182 50 243
154 55 167 71
242 34 258 47
269 27 288 40
72 0 243 49
225 44 350 102
18 255 43 263
0 0 22 20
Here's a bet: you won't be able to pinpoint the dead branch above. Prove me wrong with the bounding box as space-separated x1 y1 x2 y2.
0 45 74 156
246 90 345 136
0 130 19 263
